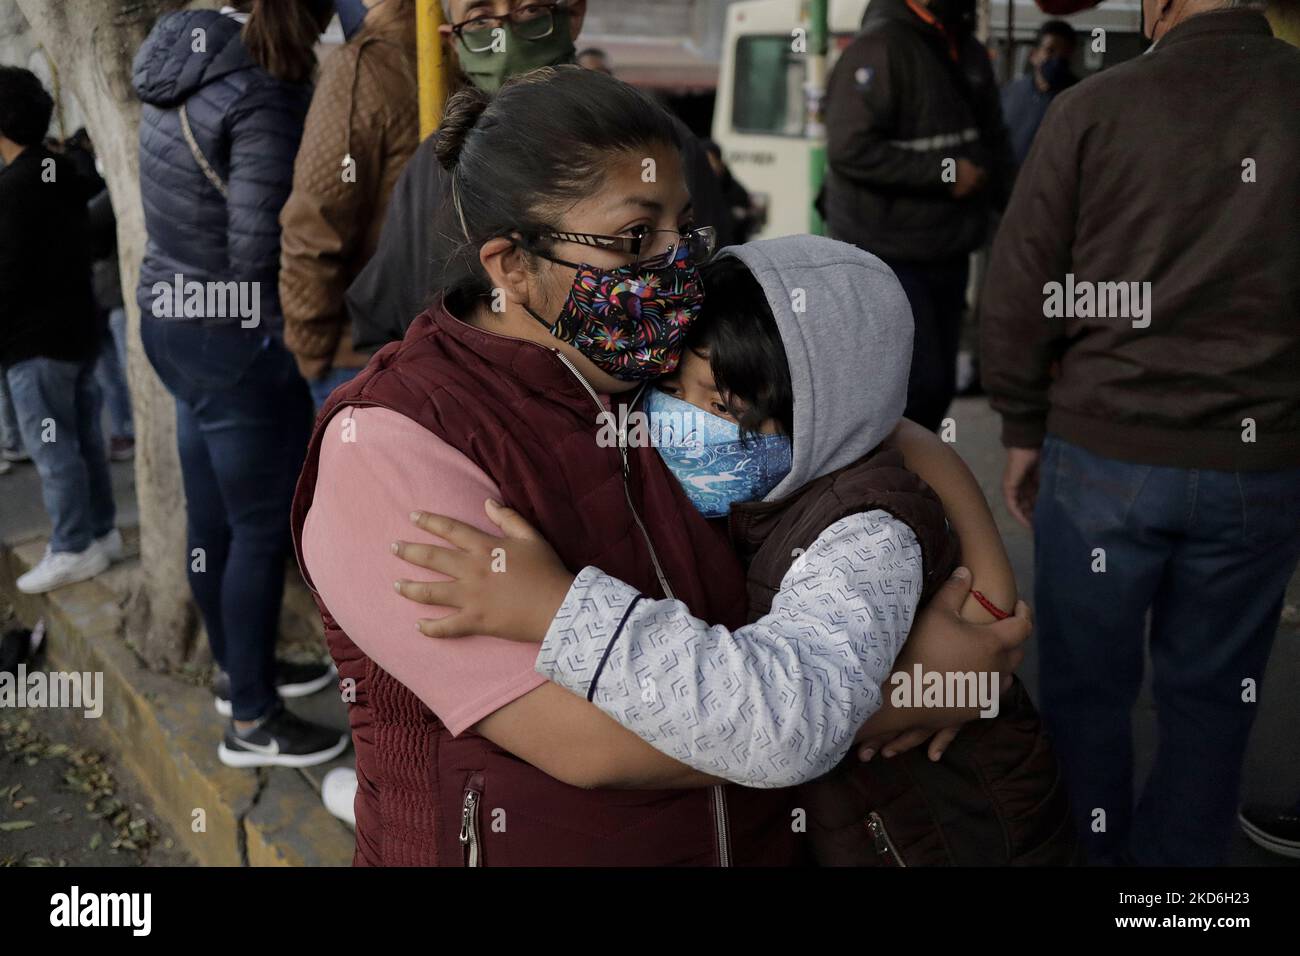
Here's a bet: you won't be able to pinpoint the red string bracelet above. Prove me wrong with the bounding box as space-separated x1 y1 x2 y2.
970 589 1011 620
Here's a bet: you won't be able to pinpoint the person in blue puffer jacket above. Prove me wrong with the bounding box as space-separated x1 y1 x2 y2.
133 0 346 770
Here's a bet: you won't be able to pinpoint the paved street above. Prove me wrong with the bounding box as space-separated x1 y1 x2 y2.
1 396 1296 865
0 702 193 867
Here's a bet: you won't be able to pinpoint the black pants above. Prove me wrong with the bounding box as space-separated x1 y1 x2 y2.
884 256 970 431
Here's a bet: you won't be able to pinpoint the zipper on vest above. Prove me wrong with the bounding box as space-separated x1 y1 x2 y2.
711 786 732 867
551 350 674 599
866 811 906 867
459 773 484 867
551 352 735 866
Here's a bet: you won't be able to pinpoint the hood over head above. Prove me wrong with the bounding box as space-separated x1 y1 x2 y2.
717 235 914 501
132 9 252 108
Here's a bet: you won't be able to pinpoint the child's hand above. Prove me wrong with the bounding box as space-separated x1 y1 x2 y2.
856 725 964 764
391 500 575 644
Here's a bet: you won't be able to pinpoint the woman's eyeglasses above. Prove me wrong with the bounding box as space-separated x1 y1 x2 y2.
537 226 718 268
452 2 564 54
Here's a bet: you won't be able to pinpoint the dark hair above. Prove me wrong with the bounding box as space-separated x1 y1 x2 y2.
435 66 683 305
239 0 334 84
1037 19 1078 47
0 66 54 147
690 256 794 439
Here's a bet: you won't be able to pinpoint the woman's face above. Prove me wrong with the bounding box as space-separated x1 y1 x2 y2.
528 143 694 395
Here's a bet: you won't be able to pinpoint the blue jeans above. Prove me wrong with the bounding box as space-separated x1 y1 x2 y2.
142 317 313 721
5 357 116 552
883 256 970 432
308 365 360 410
95 307 134 439
1033 435 1300 865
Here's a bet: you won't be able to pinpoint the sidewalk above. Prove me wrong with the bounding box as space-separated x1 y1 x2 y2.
0 522 353 866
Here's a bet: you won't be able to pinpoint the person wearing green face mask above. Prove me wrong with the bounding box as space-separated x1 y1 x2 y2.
446 0 579 94
344 0 735 352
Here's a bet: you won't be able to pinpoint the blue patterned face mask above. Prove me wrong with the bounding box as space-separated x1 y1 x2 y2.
644 388 793 519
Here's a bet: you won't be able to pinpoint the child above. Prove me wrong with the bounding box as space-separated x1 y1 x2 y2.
396 236 1073 863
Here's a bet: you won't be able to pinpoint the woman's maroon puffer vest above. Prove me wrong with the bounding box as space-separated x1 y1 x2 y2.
291 302 802 866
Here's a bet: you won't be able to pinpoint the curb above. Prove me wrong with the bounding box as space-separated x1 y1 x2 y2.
1 534 353 867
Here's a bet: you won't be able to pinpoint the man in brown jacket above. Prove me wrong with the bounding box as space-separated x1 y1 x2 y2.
280 0 418 407
980 0 1300 865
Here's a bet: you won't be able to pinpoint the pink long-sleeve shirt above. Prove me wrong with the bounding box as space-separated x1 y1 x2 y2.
300 405 546 735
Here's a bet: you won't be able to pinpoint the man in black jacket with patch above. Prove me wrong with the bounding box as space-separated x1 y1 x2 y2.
824 0 1012 430
0 67 119 594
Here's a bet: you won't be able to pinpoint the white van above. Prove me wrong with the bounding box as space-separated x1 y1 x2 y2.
713 0 1144 239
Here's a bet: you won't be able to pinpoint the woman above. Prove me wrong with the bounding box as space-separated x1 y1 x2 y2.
134 0 340 767
294 67 1023 866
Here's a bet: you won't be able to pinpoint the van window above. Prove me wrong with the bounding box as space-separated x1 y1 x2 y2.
732 36 806 137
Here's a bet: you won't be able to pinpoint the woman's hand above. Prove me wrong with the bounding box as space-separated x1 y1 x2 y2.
392 500 575 643
853 567 1032 762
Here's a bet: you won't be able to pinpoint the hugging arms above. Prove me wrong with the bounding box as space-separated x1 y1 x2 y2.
390 417 1028 788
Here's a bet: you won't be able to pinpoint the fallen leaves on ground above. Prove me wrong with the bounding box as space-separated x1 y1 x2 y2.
0 717 160 865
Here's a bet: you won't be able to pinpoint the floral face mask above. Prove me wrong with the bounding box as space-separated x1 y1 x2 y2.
523 243 706 382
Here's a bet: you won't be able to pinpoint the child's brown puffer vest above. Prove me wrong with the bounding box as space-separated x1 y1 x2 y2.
730 446 1081 866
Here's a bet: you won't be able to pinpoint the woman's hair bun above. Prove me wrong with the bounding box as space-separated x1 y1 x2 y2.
434 85 492 171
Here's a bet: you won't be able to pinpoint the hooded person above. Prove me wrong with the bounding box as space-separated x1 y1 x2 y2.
132 3 346 768
526 235 969 790
342 0 734 352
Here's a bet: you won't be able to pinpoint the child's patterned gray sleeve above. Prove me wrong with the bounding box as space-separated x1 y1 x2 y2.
535 511 923 788
534 566 643 697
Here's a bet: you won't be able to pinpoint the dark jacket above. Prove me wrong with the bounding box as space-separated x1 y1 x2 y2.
344 116 735 353
291 299 801 866
88 188 124 312
132 9 313 329
823 0 1013 263
732 447 1078 867
0 146 99 367
1000 70 1076 168
981 10 1300 470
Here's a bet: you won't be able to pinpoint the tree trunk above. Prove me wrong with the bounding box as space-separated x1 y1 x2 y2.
14 0 219 672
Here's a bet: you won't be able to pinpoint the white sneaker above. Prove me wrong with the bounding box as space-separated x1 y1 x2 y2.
94 528 124 563
2 447 29 463
322 767 357 828
0 458 10 476
16 546 110 594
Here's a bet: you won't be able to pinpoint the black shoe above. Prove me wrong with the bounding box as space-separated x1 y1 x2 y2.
213 660 337 717
1239 802 1300 859
217 703 349 769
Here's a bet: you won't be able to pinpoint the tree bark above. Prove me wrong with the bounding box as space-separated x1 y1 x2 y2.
14 0 219 671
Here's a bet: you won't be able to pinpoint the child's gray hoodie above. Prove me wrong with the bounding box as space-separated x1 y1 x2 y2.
536 236 923 788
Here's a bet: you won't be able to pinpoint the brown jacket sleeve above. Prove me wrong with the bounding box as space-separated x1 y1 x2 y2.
279 42 388 366
978 96 1079 449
